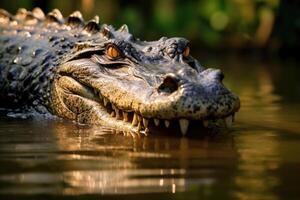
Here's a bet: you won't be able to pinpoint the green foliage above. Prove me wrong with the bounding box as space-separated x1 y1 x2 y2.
1 0 295 52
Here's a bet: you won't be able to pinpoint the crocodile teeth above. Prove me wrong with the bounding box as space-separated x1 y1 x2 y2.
143 118 149 128
203 120 209 128
179 119 189 136
137 115 142 122
112 105 120 119
110 111 116 117
164 120 170 128
115 109 120 119
137 122 142 131
103 98 108 106
154 119 160 126
145 128 150 134
123 112 128 122
224 115 233 128
132 113 138 126
98 93 103 100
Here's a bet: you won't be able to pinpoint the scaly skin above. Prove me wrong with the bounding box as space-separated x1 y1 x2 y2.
0 8 240 135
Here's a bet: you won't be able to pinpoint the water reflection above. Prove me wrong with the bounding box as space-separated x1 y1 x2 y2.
234 131 280 200
54 126 236 195
0 118 237 195
63 169 192 194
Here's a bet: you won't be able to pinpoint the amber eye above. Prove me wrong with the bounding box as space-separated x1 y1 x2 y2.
106 45 121 59
183 46 190 57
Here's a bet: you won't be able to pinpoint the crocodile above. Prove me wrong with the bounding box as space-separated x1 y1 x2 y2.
0 8 240 135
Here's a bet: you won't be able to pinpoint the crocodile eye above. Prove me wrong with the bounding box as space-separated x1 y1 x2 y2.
183 46 190 57
106 45 121 59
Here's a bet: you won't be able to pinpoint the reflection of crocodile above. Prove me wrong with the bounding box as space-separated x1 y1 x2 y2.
0 8 240 135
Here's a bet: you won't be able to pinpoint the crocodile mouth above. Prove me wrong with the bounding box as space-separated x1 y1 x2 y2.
91 87 237 135
52 54 240 136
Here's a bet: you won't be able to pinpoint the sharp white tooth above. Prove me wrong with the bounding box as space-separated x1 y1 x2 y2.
116 109 120 119
112 105 120 119
145 128 150 134
164 120 170 128
132 113 138 126
143 118 149 128
103 98 108 106
203 120 208 128
179 119 189 136
110 111 115 117
224 116 233 128
154 118 160 126
137 122 142 131
137 115 142 122
123 112 128 122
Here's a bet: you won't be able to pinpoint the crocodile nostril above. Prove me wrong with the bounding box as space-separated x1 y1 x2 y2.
158 75 179 94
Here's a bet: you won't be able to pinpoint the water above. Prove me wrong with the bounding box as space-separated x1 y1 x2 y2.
0 56 299 200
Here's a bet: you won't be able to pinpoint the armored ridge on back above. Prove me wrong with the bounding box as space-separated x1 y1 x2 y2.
0 8 240 135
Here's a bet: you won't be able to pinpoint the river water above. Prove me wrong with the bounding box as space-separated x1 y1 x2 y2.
0 56 299 200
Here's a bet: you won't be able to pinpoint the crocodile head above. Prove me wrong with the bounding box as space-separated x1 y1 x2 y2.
51 25 240 135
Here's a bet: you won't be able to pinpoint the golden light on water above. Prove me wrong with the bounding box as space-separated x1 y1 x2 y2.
62 169 189 194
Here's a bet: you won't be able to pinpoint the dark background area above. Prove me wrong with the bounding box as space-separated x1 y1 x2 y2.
1 0 299 59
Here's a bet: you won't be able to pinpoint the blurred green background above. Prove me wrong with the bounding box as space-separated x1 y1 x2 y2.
1 0 299 58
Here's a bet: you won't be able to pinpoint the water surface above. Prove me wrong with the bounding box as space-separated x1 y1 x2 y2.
0 57 299 200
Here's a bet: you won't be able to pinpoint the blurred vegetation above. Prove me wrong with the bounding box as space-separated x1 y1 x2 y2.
1 0 299 57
